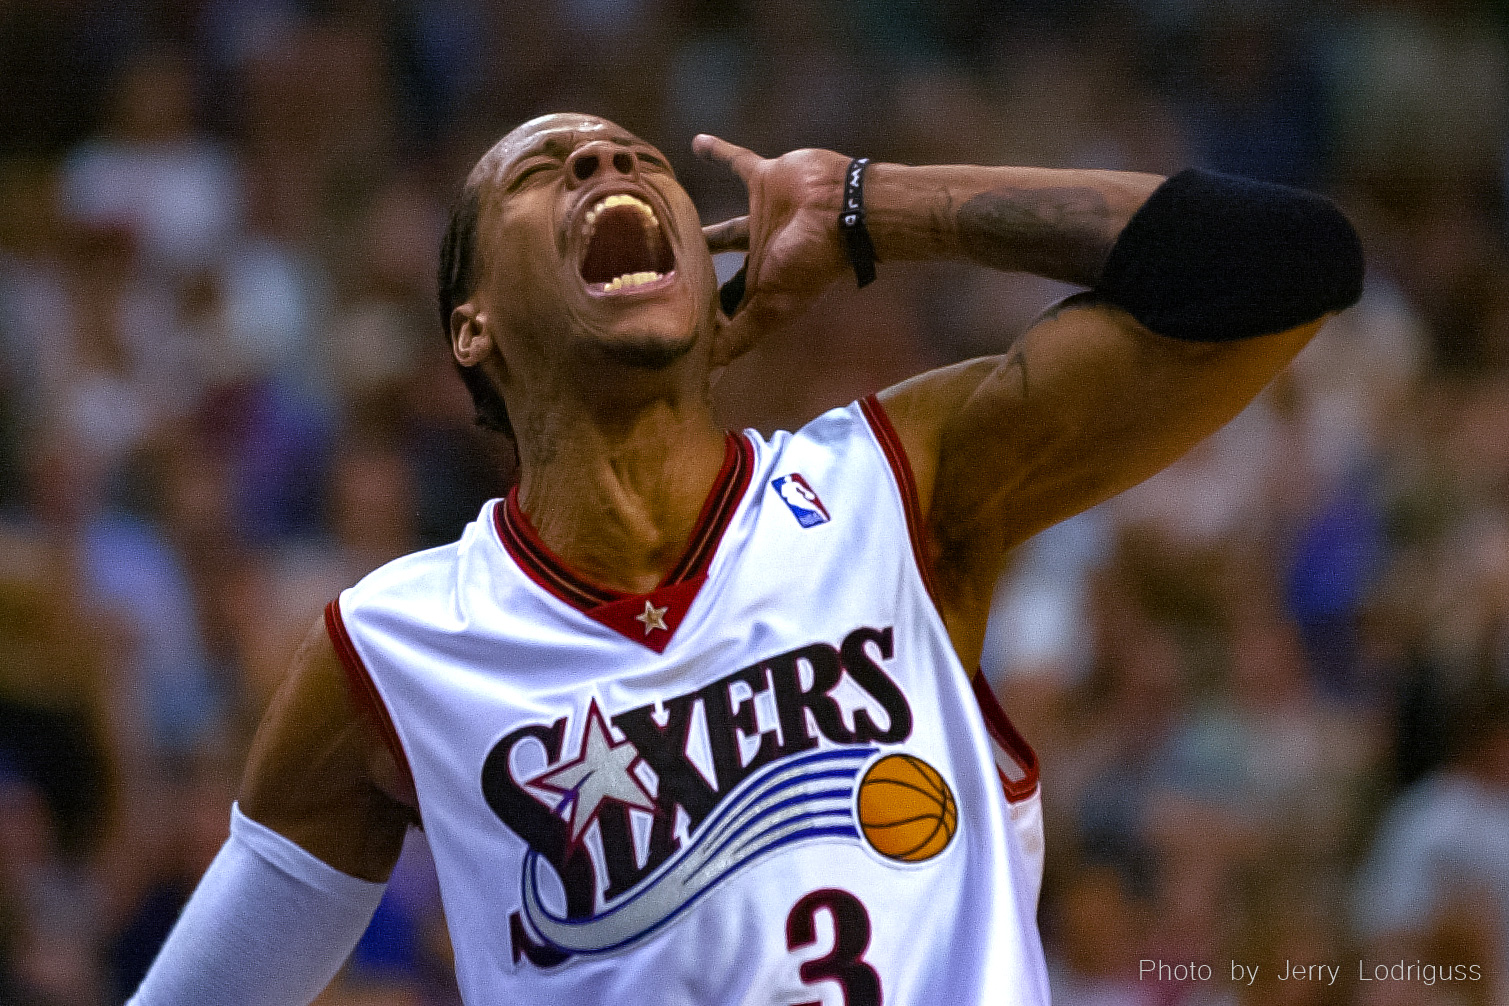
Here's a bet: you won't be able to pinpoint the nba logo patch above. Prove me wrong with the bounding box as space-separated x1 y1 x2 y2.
771 473 830 528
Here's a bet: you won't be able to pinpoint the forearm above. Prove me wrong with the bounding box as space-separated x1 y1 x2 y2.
866 164 1363 344
861 164 1165 286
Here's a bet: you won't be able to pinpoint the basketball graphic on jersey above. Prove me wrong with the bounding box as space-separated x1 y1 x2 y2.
856 753 957 862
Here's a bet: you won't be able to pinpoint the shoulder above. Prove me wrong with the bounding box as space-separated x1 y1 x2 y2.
759 400 915 500
869 361 993 526
781 398 904 463
342 504 496 614
240 617 416 879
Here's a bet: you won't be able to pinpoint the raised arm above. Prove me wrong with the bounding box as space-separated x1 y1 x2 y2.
129 619 415 1005
697 139 1363 668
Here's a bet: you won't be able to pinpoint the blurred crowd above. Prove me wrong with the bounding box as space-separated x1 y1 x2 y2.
0 1 1506 1004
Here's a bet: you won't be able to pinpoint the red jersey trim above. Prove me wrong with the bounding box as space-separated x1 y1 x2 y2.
666 433 751 584
498 493 617 610
324 599 417 798
970 671 1041 803
858 395 941 603
858 398 1037 801
493 432 753 613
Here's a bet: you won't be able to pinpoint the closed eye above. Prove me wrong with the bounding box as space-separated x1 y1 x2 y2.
507 160 558 191
636 151 672 174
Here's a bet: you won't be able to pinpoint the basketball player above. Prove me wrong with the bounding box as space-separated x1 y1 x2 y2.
129 114 1362 1004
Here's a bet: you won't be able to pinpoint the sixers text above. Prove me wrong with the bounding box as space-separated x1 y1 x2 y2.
480 625 913 965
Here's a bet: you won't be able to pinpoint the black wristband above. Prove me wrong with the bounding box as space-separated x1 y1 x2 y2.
1097 168 1364 342
839 157 879 288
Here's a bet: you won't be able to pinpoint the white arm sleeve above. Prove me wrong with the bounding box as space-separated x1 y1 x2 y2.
128 802 388 1006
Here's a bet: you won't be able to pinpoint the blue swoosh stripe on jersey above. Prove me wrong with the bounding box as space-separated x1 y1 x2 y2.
690 807 859 891
692 776 858 870
691 796 857 880
691 749 869 832
684 751 869 863
520 746 876 954
726 809 859 863
695 786 854 870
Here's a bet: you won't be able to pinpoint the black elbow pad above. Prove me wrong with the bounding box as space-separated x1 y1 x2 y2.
1095 168 1365 342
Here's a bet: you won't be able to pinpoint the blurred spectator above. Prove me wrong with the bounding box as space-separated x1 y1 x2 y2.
0 770 108 1006
0 527 114 860
1353 690 1509 1001
1329 1 1507 203
23 434 223 764
60 51 242 276
1046 865 1163 1006
1174 6 1328 187
102 749 239 1003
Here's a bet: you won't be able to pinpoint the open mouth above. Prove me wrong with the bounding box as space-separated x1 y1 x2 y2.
578 193 677 295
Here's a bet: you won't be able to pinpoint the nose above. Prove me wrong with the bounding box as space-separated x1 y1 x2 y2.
564 141 639 189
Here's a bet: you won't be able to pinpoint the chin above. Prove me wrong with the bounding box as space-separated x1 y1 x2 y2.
590 329 699 370
568 285 707 371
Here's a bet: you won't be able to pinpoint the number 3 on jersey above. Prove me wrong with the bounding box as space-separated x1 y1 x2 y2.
786 889 882 1006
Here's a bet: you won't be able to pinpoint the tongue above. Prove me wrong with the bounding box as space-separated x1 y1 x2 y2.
580 206 672 285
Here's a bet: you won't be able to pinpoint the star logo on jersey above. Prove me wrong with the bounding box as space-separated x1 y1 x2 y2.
527 701 656 844
635 599 669 635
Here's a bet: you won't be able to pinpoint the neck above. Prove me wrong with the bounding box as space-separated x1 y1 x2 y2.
513 397 730 595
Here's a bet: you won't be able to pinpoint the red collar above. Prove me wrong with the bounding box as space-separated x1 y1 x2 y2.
495 432 753 652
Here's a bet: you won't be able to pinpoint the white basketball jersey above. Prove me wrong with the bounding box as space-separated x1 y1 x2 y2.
328 398 1048 1005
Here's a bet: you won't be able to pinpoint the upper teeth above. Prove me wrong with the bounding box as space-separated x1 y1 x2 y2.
582 193 658 239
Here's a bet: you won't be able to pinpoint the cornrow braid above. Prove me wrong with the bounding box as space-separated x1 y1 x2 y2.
437 183 513 437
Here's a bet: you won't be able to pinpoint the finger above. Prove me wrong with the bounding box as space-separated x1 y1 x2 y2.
692 134 763 181
702 215 750 253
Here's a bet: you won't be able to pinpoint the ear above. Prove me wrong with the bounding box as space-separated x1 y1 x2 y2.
451 304 492 366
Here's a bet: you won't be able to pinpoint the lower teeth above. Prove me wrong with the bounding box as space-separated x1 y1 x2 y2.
603 271 662 292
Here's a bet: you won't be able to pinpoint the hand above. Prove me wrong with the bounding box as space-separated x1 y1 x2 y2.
693 134 852 365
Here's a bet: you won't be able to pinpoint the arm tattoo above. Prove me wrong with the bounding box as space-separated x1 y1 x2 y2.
998 292 1106 402
956 186 1115 287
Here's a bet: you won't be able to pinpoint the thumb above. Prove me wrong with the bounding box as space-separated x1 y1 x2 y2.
710 310 761 369
703 215 750 253
712 286 801 367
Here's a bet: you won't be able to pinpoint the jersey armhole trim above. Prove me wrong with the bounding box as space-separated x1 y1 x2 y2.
858 398 1040 803
971 671 1041 803
324 599 418 800
858 394 941 604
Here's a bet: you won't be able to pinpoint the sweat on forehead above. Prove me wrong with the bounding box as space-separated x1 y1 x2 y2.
467 113 639 188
